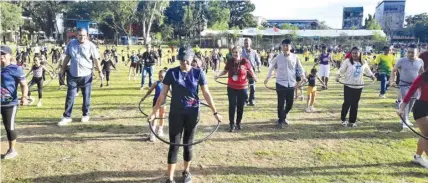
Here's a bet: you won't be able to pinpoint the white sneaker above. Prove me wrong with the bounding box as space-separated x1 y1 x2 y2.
2 149 18 160
403 121 414 127
310 106 315 111
157 127 164 137
149 132 156 142
28 96 35 105
379 94 386 98
58 117 72 126
37 101 42 107
341 121 348 127
75 92 79 97
413 155 428 168
305 108 311 113
81 116 90 123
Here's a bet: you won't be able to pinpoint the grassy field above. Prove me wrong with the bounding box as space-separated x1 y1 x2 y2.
1 46 427 183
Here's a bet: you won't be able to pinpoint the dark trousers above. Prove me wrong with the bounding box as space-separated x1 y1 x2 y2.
168 113 198 164
28 77 43 99
227 87 248 125
341 86 362 123
63 72 92 118
1 105 18 141
141 65 154 87
379 73 390 95
247 79 256 103
103 70 111 82
276 83 294 123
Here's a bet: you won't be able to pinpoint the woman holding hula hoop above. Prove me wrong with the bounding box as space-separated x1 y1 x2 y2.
398 71 428 168
148 46 221 183
336 47 376 127
215 46 257 132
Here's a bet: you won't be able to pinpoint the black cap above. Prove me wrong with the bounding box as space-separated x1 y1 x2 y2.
281 39 291 45
0 45 12 54
178 45 194 61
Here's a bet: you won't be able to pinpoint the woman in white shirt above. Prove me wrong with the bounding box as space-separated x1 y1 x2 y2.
336 47 376 127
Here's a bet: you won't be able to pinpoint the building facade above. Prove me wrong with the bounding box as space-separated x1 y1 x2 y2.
266 20 319 30
342 7 363 29
375 0 406 32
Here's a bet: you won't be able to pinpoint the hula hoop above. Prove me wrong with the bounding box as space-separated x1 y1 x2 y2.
138 95 171 118
399 114 428 140
336 76 376 87
264 80 309 91
214 76 256 86
146 102 221 146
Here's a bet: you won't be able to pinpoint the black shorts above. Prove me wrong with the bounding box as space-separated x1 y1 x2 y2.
130 63 137 68
153 97 167 107
413 100 428 120
305 57 309 61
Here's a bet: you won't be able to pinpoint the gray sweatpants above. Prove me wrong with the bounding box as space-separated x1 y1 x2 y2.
400 86 418 122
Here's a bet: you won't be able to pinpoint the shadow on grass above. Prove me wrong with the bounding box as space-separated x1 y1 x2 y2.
11 120 413 143
21 162 427 183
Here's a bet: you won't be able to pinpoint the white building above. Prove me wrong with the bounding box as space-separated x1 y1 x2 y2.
375 0 406 32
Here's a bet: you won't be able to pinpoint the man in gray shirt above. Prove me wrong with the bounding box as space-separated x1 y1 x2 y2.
390 44 424 129
265 39 306 129
58 28 104 126
242 38 261 106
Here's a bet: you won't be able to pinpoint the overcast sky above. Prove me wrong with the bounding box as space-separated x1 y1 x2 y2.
251 0 427 29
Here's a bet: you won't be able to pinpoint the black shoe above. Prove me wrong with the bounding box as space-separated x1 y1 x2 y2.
106 83 109 87
182 171 192 183
235 124 242 130
248 102 255 106
165 179 175 183
277 122 284 129
100 84 103 88
229 124 235 132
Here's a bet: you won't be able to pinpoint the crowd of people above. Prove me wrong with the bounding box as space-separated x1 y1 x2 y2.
2 27 428 182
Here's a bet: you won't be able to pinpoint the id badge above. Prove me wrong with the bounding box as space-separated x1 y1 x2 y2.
232 74 238 81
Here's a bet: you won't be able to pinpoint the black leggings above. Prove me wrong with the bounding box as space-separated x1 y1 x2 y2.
136 64 142 75
28 77 43 99
103 70 111 82
227 87 247 125
168 113 199 164
341 86 362 123
1 105 18 141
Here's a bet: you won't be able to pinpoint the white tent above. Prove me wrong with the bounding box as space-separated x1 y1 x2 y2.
201 28 386 37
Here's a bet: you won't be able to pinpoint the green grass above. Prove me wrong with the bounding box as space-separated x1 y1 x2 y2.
1 45 427 183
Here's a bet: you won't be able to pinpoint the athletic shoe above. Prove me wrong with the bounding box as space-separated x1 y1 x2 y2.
349 123 358 128
229 124 235 132
182 171 192 183
106 83 110 87
28 96 35 105
310 106 315 111
305 108 311 113
165 179 176 183
81 116 90 123
100 84 103 88
157 127 164 137
248 101 255 106
37 101 42 107
149 132 156 142
379 94 386 98
413 155 428 168
402 123 409 130
2 149 18 160
75 92 79 97
341 121 348 127
403 120 414 127
284 119 289 125
235 124 242 131
58 117 72 126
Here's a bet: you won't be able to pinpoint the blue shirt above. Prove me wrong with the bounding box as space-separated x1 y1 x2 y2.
66 39 100 77
163 67 207 114
242 48 261 69
1 65 25 106
154 80 163 100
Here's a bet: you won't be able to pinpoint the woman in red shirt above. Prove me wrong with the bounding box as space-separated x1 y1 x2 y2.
398 71 428 168
216 46 257 132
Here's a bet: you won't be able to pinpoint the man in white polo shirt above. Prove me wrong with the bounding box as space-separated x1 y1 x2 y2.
265 39 306 129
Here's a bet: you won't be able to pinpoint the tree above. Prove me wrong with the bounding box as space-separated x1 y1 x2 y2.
0 2 24 32
91 1 138 44
280 24 299 30
206 1 230 30
19 1 66 37
160 24 174 41
136 1 170 44
318 21 331 29
364 14 382 30
405 13 428 42
226 1 257 29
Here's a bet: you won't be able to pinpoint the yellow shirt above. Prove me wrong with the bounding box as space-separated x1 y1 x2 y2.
303 51 309 58
375 54 396 74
